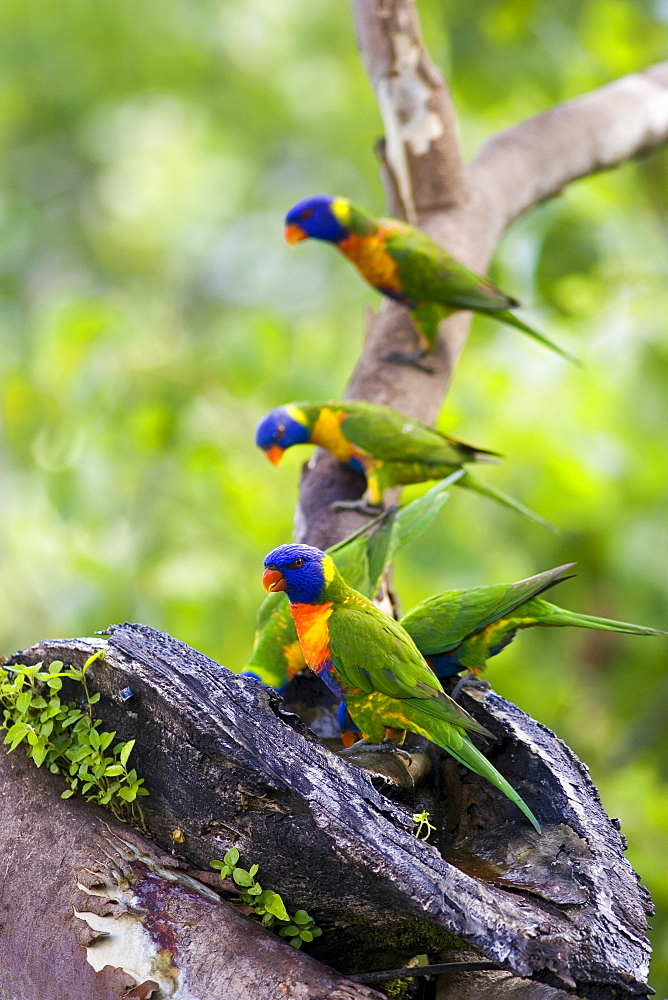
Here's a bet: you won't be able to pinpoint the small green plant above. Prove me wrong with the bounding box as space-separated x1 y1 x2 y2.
210 848 322 948
0 650 147 822
412 810 436 841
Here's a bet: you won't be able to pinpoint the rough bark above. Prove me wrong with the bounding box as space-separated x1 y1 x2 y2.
0 659 383 1000
6 624 652 999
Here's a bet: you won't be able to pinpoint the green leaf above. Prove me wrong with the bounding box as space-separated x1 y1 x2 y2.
118 786 137 802
264 893 289 921
104 764 125 776
299 930 313 942
232 868 254 887
88 692 101 705
119 739 135 767
15 691 32 714
4 722 30 743
99 731 115 751
61 789 76 799
293 910 311 925
47 677 62 691
32 742 48 767
223 847 239 866
279 924 299 937
249 864 259 878
310 927 323 938
82 649 105 671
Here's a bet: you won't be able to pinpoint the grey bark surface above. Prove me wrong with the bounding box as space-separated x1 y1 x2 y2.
0 697 383 1000
7 624 652 999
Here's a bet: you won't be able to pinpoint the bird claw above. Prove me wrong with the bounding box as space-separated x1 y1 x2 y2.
451 673 492 701
331 499 384 516
384 350 436 375
341 739 412 764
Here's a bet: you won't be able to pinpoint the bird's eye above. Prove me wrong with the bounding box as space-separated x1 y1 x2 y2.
299 208 313 221
291 557 304 569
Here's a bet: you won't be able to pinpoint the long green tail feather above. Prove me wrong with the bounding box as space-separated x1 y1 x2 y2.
540 604 668 636
458 471 556 533
447 735 541 832
495 309 580 365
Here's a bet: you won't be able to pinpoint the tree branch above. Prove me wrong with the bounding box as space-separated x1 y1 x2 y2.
470 62 668 234
297 5 668 550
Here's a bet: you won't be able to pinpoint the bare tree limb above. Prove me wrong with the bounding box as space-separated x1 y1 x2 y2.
470 62 668 234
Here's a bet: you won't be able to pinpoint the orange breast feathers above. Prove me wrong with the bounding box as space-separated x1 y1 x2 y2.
337 231 401 294
289 602 333 673
310 407 368 467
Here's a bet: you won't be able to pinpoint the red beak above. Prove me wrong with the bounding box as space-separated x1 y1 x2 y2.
265 445 284 466
284 223 307 245
263 568 286 594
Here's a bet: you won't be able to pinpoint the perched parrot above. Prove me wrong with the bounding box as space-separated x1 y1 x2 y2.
243 475 459 690
284 194 575 369
255 399 552 529
262 542 541 832
401 563 668 682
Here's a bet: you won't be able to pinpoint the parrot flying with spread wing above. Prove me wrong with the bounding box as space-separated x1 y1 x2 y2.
284 195 575 370
401 563 668 683
262 542 541 832
255 399 552 529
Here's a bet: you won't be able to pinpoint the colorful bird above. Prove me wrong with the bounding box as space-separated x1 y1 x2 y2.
262 542 541 832
243 476 458 690
401 563 668 682
285 195 575 369
255 399 552 529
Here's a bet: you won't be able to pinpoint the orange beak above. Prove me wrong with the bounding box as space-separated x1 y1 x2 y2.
284 223 307 245
265 445 284 466
263 567 286 594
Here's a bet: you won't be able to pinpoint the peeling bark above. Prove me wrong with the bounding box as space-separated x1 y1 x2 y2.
0 706 383 1000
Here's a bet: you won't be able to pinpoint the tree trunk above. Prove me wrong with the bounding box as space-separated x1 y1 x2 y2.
5 624 652 999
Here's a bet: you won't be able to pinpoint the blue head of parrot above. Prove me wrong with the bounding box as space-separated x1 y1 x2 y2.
285 195 349 245
255 406 311 465
263 543 328 604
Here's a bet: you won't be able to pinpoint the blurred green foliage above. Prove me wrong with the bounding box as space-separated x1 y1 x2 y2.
0 0 666 987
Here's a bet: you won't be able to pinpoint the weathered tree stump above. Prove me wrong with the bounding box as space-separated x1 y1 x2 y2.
5 623 652 999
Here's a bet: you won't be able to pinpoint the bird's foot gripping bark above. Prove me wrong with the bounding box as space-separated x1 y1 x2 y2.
383 348 436 374
451 672 492 701
339 739 415 792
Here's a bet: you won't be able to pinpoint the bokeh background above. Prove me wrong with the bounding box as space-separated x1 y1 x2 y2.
1 0 667 987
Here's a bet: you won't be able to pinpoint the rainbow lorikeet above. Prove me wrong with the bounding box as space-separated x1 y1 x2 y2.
255 399 552 529
262 543 541 832
244 475 458 690
401 563 668 682
285 195 575 370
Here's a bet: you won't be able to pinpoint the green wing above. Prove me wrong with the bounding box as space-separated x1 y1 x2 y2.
400 564 577 653
383 221 515 311
328 600 488 735
241 481 462 687
338 401 496 466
